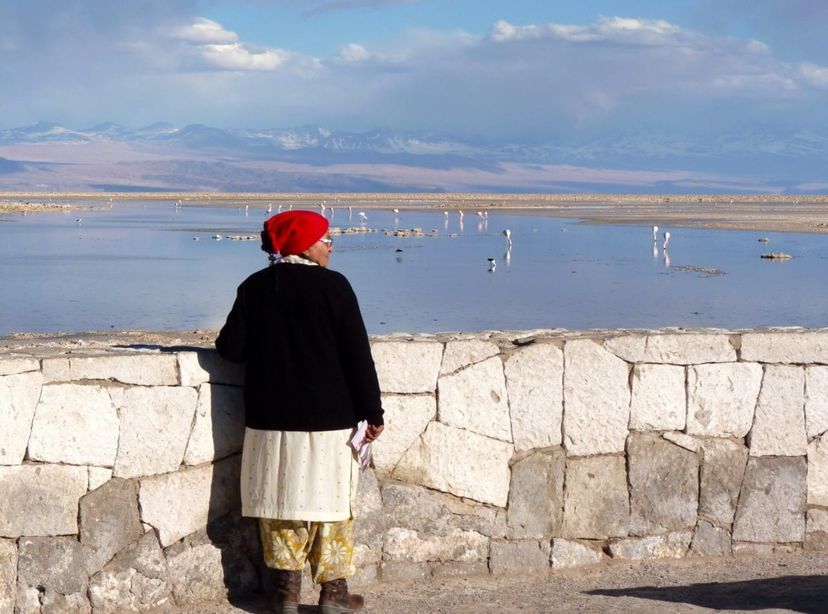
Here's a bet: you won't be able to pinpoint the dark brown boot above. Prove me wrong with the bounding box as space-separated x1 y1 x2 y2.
273 569 301 614
318 578 364 613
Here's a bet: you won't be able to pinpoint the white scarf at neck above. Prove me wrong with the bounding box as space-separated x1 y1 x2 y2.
277 254 319 266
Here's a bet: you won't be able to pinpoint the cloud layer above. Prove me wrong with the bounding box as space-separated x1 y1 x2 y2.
0 1 826 156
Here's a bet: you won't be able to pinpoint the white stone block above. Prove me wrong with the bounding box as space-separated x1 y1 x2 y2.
806 366 828 438
629 364 686 431
0 356 39 376
373 395 436 474
686 363 763 438
440 340 500 375
741 330 828 363
808 433 828 507
0 538 16 613
183 384 245 466
139 457 240 547
28 383 119 466
605 333 735 364
504 343 563 450
87 467 113 491
114 387 197 478
807 508 828 534
608 532 692 560
550 539 605 569
438 357 511 441
563 339 630 455
69 353 179 385
41 357 71 382
177 351 244 387
393 422 513 507
0 465 87 537
0 371 43 465
371 341 443 393
749 366 807 456
383 527 489 562
177 352 209 387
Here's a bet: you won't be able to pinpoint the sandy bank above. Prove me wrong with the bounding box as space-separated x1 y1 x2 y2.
1 192 827 234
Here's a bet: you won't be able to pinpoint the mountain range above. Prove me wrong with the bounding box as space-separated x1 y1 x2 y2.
0 122 825 193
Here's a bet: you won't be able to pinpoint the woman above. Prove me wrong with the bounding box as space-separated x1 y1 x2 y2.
216 209 384 614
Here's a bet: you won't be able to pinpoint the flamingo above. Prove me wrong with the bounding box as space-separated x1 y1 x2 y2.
652 225 659 241
663 231 671 250
503 229 512 248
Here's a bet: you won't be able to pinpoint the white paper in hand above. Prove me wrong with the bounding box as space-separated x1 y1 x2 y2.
350 420 373 469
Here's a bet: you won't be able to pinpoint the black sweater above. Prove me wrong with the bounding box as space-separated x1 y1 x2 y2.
215 263 384 431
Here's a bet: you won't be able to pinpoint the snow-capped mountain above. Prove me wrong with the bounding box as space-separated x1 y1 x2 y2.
0 121 825 193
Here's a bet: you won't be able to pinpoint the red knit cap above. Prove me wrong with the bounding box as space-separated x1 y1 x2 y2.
261 210 329 256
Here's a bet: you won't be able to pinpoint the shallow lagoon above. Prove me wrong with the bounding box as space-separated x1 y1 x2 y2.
1 202 826 335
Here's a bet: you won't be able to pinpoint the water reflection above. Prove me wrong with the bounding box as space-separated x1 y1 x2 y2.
0 201 826 335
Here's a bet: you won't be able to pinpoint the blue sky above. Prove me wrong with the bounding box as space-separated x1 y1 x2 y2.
0 0 826 191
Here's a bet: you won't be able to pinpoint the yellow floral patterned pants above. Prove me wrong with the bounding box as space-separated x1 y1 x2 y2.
259 518 356 584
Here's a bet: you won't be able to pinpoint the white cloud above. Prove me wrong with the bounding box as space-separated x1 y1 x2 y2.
199 43 288 71
801 62 828 88
338 43 370 62
171 17 238 44
490 16 680 44
162 17 319 74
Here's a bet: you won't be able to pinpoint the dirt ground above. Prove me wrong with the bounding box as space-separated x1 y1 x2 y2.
168 552 828 614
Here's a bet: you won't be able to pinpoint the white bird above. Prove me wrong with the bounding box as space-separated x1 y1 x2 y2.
278 204 283 212
358 211 368 223
320 203 326 212
458 210 464 219
393 208 400 214
212 234 222 240
477 211 485 219
663 231 671 250
76 218 82 225
487 258 496 272
652 225 659 241
267 203 273 213
503 229 512 248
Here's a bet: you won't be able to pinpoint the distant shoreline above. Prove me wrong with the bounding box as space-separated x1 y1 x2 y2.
2 191 827 234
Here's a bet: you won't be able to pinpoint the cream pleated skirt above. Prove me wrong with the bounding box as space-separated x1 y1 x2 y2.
240 427 359 522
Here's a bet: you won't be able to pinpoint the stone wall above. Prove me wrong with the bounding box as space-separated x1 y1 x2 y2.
1 328 828 612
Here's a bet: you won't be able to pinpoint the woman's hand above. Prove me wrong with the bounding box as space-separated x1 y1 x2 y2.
365 424 384 442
